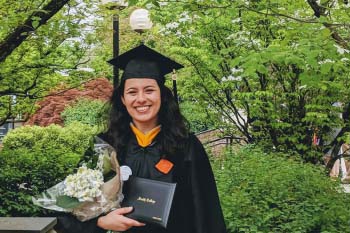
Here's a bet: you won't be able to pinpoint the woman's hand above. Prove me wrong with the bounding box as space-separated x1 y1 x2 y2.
97 207 145 231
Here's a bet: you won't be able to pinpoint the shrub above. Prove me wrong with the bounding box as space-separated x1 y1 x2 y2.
61 98 106 127
213 145 350 232
2 122 95 155
0 122 96 216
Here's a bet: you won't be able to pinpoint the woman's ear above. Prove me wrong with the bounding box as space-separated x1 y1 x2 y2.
121 96 125 105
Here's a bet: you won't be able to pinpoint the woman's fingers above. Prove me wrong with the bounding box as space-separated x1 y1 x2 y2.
97 207 145 231
113 207 146 226
113 206 134 215
118 215 145 227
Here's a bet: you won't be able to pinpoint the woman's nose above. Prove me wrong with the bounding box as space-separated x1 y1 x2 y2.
136 92 147 103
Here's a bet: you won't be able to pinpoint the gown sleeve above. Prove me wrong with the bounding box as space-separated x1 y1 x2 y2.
188 135 227 233
54 214 106 233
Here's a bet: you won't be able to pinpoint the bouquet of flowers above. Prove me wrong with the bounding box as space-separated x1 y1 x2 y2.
32 137 124 221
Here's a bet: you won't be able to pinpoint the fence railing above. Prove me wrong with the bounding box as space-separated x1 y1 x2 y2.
196 129 246 153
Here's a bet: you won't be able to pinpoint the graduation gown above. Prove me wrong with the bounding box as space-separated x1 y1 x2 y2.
54 133 226 233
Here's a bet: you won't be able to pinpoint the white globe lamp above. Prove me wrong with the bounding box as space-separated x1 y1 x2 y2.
129 9 153 33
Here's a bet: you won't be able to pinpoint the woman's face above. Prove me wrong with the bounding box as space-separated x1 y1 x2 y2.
121 78 161 130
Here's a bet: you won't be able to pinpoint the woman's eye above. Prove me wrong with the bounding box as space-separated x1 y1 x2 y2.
145 89 154 93
127 91 137 95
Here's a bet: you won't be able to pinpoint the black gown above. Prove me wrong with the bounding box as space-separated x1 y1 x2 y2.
54 133 226 233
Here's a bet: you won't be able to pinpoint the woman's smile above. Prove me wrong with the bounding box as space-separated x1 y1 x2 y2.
135 105 151 113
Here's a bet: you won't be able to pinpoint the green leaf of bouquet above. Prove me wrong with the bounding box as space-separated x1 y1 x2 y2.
56 195 81 209
103 153 112 175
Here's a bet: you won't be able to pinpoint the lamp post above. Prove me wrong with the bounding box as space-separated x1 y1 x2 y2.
101 0 128 88
112 14 120 88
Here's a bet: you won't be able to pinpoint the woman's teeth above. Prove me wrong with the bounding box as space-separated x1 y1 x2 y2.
136 106 150 112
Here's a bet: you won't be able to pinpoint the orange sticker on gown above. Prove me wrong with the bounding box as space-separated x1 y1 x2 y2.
155 159 174 174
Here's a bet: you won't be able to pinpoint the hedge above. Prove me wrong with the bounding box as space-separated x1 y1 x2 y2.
214 145 350 233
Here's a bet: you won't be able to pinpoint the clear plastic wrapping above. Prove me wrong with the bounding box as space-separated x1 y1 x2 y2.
32 137 123 221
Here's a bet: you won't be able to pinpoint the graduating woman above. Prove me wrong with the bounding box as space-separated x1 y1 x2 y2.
55 44 226 233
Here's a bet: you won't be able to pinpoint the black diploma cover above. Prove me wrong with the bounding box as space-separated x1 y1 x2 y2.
121 176 176 228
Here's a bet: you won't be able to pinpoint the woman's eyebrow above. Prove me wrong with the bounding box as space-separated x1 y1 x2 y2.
144 85 157 88
125 85 156 91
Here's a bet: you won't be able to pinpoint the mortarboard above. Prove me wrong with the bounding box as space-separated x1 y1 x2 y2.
108 44 184 84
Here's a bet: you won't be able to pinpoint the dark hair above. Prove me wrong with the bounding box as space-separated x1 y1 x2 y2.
104 79 189 155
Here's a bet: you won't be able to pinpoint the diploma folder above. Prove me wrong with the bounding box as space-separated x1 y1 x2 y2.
121 176 176 228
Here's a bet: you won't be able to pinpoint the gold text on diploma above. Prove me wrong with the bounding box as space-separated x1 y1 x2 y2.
137 197 156 204
152 217 162 221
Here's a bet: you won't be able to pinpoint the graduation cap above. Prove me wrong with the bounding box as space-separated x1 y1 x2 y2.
108 44 184 84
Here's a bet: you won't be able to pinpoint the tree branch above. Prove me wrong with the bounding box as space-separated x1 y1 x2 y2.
0 100 12 126
306 0 350 49
242 5 350 28
0 0 70 63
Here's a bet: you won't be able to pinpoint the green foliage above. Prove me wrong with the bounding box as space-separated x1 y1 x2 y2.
2 122 95 155
179 100 218 133
129 0 350 163
0 122 96 216
213 146 350 232
0 0 100 125
61 98 106 127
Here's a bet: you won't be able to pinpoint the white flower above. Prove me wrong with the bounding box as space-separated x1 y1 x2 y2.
175 31 184 38
193 14 201 20
226 31 250 41
179 11 191 23
63 166 104 202
77 67 94 72
187 29 194 37
222 75 242 82
159 1 168 6
229 75 242 81
341 58 349 62
231 18 241 24
231 67 243 73
165 22 179 30
334 44 350 55
293 10 301 18
291 42 299 49
318 59 335 64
